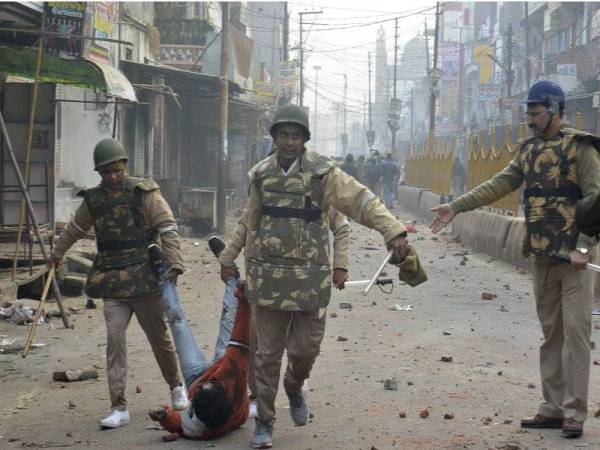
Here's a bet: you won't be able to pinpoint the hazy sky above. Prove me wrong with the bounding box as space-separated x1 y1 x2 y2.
286 0 437 152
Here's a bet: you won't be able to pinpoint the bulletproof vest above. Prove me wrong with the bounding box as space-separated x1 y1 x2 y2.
522 130 583 257
245 151 335 311
78 176 159 299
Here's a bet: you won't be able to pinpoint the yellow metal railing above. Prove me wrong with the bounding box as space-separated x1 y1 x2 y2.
405 135 455 195
466 124 527 214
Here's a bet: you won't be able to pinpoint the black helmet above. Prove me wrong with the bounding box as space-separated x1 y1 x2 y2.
269 103 310 141
524 80 565 114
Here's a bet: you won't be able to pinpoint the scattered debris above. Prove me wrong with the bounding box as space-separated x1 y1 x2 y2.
384 378 398 390
329 312 338 318
52 369 98 382
482 292 497 300
339 302 353 310
337 336 348 342
503 442 523 450
68 400 76 409
440 356 453 363
594 360 600 366
591 341 596 350
406 381 414 386
499 305 509 312
443 331 451 336
482 416 493 425
503 419 513 424
86 298 97 309
0 301 42 325
145 424 164 431
0 342 46 354
527 382 536 389
136 385 142 393
594 409 600 418
398 411 407 418
419 409 430 419
444 412 455 419
193 242 201 247
431 236 438 241
391 304 413 311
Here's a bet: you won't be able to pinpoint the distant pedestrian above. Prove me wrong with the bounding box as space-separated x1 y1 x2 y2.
340 153 359 180
381 153 398 209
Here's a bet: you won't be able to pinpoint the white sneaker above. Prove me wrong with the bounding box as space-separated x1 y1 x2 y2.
99 409 130 429
248 399 258 419
171 384 189 411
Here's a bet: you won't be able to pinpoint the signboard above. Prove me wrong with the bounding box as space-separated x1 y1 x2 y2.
440 41 459 80
473 44 493 84
44 2 85 57
478 83 499 101
255 81 276 104
84 2 116 65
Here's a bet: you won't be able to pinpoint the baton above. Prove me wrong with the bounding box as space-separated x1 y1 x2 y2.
363 250 393 295
345 278 393 287
552 253 600 273
22 265 55 358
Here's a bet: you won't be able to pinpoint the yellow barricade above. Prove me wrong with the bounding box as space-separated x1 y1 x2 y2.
405 135 455 196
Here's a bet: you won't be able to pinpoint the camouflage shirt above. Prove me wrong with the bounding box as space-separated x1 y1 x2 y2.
450 126 600 255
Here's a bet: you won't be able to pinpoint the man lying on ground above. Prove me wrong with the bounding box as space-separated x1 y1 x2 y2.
148 284 250 439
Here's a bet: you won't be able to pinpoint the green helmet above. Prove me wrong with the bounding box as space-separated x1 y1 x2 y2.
93 138 128 170
269 103 311 141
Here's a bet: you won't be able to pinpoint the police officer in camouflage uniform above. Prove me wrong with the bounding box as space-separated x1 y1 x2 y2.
431 81 600 438
218 103 409 449
49 138 189 429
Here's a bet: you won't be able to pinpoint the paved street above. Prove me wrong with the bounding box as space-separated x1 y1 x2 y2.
1 204 600 450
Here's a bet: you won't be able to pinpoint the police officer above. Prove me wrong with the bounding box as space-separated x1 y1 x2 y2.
431 81 600 438
49 139 189 429
218 103 409 449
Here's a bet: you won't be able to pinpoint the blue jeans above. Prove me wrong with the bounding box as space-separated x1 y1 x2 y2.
161 279 209 387
212 277 239 362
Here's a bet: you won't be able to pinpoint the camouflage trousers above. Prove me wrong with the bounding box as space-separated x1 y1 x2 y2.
253 304 326 423
103 295 181 410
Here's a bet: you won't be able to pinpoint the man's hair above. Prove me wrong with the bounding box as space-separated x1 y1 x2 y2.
192 381 233 429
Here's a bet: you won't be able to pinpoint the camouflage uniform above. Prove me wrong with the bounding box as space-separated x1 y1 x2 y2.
52 176 184 411
450 126 600 423
219 149 406 424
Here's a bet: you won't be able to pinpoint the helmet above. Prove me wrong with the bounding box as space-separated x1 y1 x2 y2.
524 80 565 114
269 103 310 141
93 138 128 170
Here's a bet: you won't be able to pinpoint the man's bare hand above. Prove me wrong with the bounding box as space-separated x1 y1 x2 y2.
332 269 348 290
387 235 408 261
220 264 237 283
569 250 589 271
430 204 456 234
149 407 167 422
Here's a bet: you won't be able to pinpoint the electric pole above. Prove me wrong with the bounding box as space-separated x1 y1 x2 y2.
342 73 347 155
282 3 288 62
524 3 531 87
217 2 229 233
298 10 322 106
313 65 321 149
410 87 414 142
367 52 373 149
429 2 440 135
390 17 399 153
506 23 513 97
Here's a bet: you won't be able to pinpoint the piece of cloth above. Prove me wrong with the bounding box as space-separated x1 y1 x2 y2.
449 128 600 253
533 255 595 423
159 294 251 440
103 295 181 410
52 182 185 274
253 304 326 423
391 245 428 287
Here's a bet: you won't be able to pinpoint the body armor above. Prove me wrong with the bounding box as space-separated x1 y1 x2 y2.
246 151 335 311
522 128 596 257
78 177 159 299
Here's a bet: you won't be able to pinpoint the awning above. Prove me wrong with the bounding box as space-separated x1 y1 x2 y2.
0 44 137 102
